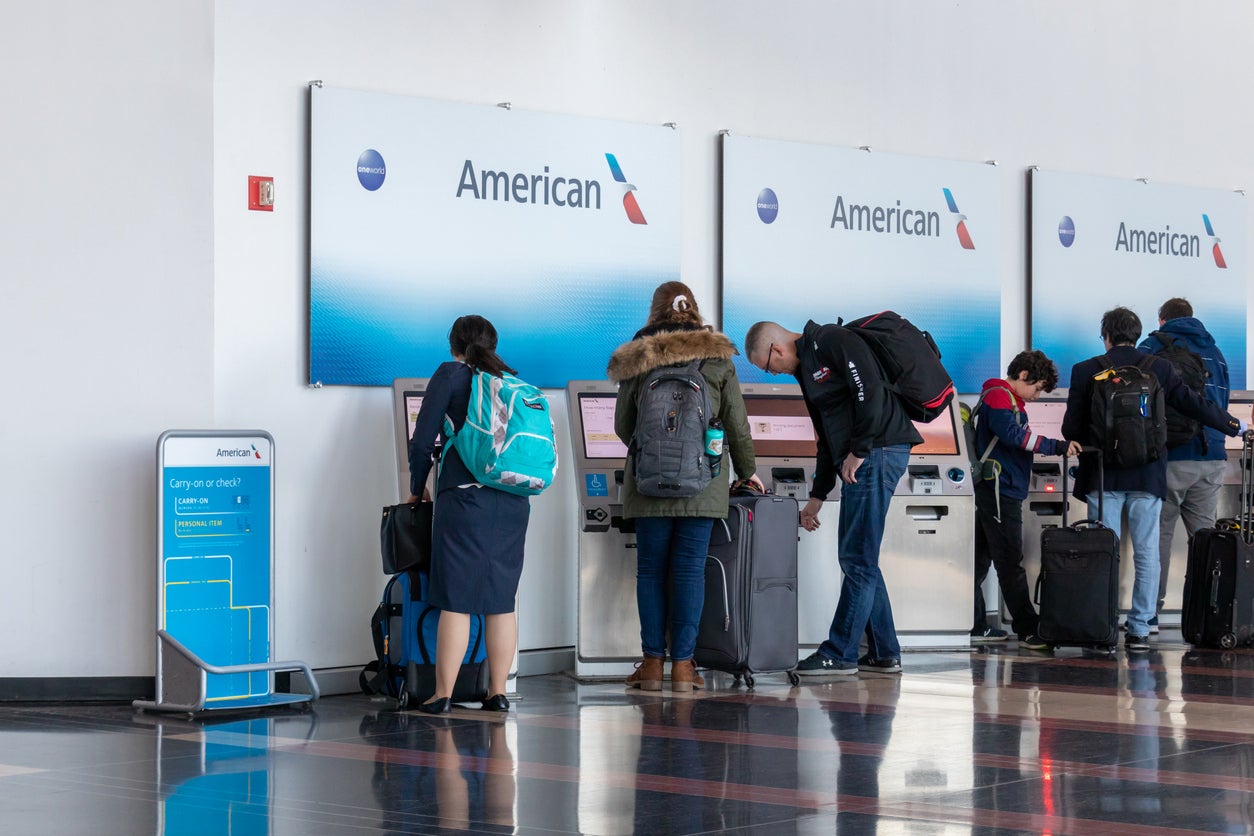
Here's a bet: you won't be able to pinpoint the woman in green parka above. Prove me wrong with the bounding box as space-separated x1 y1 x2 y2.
607 281 763 691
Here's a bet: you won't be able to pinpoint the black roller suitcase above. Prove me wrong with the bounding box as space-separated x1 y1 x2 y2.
695 490 800 687
1035 453 1121 650
1182 431 1254 649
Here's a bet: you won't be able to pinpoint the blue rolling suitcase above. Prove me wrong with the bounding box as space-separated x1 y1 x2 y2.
360 569 489 707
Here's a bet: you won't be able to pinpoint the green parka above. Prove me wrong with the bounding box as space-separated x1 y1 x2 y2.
607 325 756 519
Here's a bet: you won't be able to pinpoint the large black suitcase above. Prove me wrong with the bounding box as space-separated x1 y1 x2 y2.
1182 431 1254 649
695 491 801 687
1035 453 1121 650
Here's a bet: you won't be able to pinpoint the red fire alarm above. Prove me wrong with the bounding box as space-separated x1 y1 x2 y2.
248 176 275 211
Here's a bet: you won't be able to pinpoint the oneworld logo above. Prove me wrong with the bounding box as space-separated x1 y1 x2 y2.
605 153 647 225
357 149 386 191
1058 216 1075 247
943 188 976 250
1203 214 1227 268
757 188 779 224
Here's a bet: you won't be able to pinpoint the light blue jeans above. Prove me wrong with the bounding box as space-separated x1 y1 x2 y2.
1088 491 1162 637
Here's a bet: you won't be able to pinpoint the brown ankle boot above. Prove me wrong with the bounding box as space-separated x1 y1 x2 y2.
670 658 704 692
626 655 664 691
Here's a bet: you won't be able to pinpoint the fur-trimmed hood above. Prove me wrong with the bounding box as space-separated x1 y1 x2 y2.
606 327 739 382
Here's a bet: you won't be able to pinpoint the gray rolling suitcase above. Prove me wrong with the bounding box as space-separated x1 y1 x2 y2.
695 490 801 687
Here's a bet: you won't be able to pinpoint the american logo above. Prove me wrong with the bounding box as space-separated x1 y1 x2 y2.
605 153 647 225
1203 214 1227 268
943 188 976 250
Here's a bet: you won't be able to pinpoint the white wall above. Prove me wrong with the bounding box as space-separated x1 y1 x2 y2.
0 3 214 676
5 1 1254 678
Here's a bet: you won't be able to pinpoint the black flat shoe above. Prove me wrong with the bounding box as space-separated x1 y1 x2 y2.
415 697 452 715
480 694 510 712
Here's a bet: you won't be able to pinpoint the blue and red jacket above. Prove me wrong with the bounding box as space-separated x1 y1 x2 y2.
973 378 1069 501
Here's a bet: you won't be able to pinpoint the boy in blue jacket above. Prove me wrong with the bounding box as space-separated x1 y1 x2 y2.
970 350 1080 649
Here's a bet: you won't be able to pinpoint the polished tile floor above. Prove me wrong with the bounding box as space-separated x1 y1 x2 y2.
4 634 1254 834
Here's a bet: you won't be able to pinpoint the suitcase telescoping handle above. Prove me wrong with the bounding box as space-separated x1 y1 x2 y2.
1241 429 1254 545
1061 449 1106 530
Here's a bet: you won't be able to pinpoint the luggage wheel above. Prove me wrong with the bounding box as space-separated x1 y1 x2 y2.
787 671 801 687
744 672 756 690
1220 633 1238 650
396 690 410 710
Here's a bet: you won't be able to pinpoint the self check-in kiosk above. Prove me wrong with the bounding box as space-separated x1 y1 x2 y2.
392 378 430 501
565 380 638 679
880 403 976 647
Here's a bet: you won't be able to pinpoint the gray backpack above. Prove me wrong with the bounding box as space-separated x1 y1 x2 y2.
631 360 714 497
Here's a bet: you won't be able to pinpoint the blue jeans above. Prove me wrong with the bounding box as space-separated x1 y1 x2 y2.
1088 491 1162 637
633 516 715 661
820 445 911 665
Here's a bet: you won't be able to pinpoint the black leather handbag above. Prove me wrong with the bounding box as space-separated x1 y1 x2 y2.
380 502 433 574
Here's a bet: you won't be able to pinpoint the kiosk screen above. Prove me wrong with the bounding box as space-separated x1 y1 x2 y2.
1022 400 1067 447
911 409 960 456
403 392 424 442
744 395 817 458
578 394 629 460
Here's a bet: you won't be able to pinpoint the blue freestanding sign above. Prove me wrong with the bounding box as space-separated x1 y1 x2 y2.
134 431 317 715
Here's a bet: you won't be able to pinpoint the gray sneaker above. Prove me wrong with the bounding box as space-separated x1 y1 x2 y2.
795 651 858 676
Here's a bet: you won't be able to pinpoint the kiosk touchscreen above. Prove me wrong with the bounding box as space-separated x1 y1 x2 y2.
742 390 817 499
565 380 639 678
880 401 975 647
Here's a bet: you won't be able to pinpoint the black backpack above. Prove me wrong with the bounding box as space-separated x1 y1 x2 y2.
1149 330 1210 451
1089 354 1167 468
839 311 955 423
630 360 714 497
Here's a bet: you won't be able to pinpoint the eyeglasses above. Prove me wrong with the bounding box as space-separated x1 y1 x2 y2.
763 343 776 374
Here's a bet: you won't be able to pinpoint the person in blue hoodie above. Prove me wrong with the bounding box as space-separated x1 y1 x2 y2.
970 350 1080 650
1137 297 1234 632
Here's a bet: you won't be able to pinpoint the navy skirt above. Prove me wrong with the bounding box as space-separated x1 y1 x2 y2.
429 485 530 614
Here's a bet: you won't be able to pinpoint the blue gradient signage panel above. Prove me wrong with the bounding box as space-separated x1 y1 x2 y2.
1031 170 1247 388
722 135 1002 394
310 86 681 387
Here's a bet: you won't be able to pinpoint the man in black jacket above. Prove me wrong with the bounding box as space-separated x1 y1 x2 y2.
1061 307 1248 652
746 320 922 675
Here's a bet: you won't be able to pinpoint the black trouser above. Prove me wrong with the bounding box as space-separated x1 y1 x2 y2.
972 482 1039 637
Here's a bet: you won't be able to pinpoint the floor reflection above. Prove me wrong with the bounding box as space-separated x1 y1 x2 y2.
4 644 1254 834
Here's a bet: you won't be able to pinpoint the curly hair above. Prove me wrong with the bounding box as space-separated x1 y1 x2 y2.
1007 350 1059 392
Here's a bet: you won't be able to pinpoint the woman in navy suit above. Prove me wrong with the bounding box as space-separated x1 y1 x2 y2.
408 315 530 713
